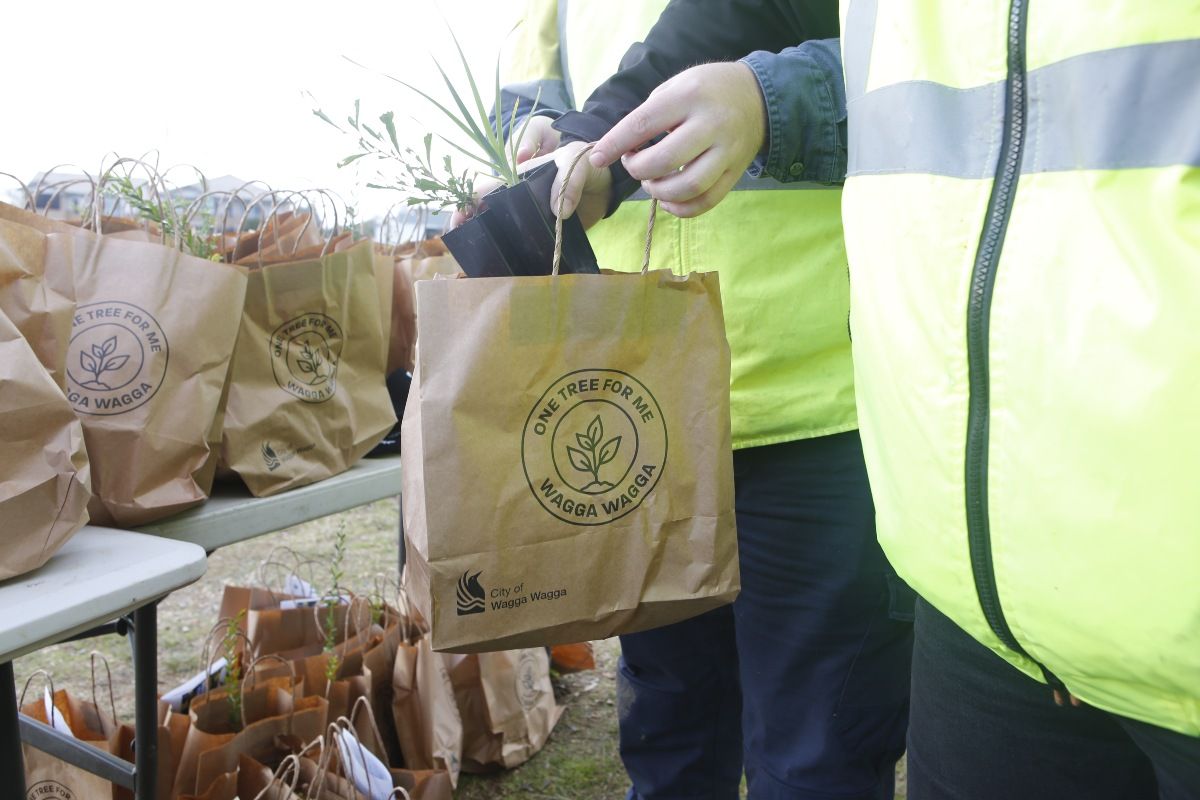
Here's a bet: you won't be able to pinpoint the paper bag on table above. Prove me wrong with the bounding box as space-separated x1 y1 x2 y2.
0 214 76 387
0 306 90 579
401 231 739 651
220 239 395 497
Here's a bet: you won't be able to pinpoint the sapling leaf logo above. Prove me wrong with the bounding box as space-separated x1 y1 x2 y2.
270 313 343 403
516 649 542 710
522 369 668 526
66 301 168 416
457 570 486 615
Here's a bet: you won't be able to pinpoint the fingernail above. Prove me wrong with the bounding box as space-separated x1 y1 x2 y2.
589 151 606 167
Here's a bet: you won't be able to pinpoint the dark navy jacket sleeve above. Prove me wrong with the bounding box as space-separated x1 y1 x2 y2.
742 38 847 185
552 0 840 210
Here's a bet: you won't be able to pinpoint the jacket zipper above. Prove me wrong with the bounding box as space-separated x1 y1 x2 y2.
963 0 1066 694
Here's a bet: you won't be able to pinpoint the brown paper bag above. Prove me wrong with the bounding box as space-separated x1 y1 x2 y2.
179 674 328 798
401 267 739 652
0 216 76 386
20 679 120 800
449 648 561 771
49 230 248 526
220 239 395 496
390 768 453 800
179 754 300 800
0 307 91 579
0 202 247 526
218 585 358 661
391 635 462 784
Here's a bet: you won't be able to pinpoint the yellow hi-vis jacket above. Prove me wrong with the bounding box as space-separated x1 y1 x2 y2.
503 0 857 449
841 0 1200 735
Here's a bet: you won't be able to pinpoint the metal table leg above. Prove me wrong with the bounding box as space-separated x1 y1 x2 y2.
130 605 158 800
1 661 26 798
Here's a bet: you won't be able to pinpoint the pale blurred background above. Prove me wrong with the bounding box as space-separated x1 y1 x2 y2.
2 0 521 219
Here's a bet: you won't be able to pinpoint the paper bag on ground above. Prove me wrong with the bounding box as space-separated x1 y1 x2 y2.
391 635 462 784
221 239 395 496
449 648 561 771
20 684 119 800
0 307 91 579
402 269 739 651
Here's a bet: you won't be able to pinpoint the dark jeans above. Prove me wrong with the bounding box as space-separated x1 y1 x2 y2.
617 432 914 799
908 598 1200 800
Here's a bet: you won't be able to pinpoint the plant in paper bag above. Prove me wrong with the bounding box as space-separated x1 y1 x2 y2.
313 27 598 276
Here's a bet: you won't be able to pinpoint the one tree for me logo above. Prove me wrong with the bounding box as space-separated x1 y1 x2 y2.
270 313 343 403
27 780 76 799
65 301 169 416
522 369 668 526
457 570 486 615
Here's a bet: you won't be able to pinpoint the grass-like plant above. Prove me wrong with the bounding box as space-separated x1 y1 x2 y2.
322 523 349 687
222 611 246 730
313 28 538 212
104 173 219 259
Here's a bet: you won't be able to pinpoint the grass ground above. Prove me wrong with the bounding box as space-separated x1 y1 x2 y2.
13 498 905 799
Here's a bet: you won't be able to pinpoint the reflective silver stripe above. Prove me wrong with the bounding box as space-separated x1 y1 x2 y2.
849 38 1200 178
628 174 841 201
558 0 575 108
842 0 879 103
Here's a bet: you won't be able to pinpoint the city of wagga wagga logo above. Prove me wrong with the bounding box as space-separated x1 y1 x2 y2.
270 313 343 403
522 369 667 525
66 301 168 416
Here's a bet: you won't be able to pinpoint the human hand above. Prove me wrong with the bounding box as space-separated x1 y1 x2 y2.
570 61 766 218
448 116 566 229
513 114 561 164
548 141 613 229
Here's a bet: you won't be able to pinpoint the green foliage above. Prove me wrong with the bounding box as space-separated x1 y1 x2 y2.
322 523 348 685
103 173 218 259
312 28 539 212
221 611 246 730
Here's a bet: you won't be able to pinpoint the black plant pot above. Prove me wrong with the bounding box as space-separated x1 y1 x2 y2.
442 161 600 278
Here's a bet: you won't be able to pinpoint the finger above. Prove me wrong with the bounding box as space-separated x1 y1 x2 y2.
639 146 725 204
449 209 469 229
620 122 712 181
516 126 559 163
656 168 740 219
589 91 687 168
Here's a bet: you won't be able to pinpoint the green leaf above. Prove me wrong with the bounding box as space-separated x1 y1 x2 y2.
566 446 593 474
380 111 400 152
598 436 622 467
338 153 368 168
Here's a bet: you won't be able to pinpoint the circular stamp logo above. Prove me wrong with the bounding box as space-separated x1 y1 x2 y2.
270 313 343 403
65 300 168 416
522 369 667 526
27 780 75 800
516 649 542 710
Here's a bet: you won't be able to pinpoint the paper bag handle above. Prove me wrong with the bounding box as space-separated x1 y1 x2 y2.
553 143 658 277
0 171 35 210
255 752 303 800
89 651 119 726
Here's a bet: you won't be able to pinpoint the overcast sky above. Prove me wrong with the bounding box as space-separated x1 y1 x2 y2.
3 0 520 219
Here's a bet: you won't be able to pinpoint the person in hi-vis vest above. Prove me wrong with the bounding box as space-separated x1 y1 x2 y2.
545 1 1200 798
480 2 914 798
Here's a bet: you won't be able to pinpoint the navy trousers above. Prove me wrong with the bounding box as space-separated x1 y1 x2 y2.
908 598 1200 800
617 432 914 799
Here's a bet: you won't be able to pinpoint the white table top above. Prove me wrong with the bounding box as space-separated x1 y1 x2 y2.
0 527 207 662
136 456 402 552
